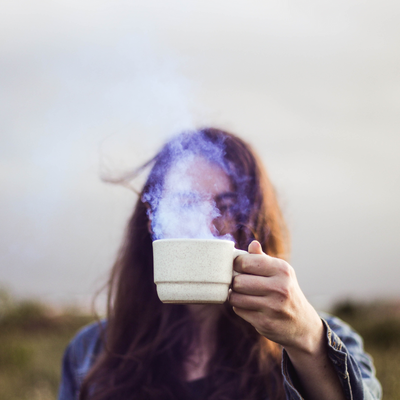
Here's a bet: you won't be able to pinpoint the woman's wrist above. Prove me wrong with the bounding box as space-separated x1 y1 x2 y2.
284 308 325 358
283 318 346 400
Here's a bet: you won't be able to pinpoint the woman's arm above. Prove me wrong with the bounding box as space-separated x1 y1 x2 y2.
229 241 381 400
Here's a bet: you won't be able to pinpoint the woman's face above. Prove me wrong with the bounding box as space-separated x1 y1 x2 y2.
152 155 237 240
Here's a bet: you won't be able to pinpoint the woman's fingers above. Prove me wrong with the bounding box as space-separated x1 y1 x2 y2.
231 307 261 326
234 254 271 276
229 282 290 313
229 290 266 310
234 253 292 281
232 274 280 296
231 306 274 334
233 239 291 277
247 240 263 255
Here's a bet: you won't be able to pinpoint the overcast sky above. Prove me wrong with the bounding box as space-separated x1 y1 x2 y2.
1 0 399 311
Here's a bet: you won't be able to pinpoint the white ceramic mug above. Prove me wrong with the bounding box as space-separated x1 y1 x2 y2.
152 238 247 304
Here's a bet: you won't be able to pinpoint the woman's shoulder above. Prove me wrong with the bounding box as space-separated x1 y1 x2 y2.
59 320 107 399
65 320 106 380
69 320 106 349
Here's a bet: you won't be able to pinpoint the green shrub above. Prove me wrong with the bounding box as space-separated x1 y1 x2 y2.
332 299 360 318
0 299 51 330
363 319 400 348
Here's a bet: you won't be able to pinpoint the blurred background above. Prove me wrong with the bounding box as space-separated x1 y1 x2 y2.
1 1 399 398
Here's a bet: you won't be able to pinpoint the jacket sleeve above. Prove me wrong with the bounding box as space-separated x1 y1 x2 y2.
281 314 382 400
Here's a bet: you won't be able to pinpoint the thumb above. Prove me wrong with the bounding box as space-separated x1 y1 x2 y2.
248 240 263 255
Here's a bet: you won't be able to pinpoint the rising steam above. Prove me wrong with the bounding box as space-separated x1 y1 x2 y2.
142 131 246 241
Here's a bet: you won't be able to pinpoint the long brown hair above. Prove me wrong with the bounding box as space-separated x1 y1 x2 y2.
80 128 289 400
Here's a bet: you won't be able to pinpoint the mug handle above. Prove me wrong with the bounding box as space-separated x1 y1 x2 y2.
232 248 248 277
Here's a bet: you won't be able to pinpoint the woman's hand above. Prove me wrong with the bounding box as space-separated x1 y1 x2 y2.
229 240 346 400
229 240 323 353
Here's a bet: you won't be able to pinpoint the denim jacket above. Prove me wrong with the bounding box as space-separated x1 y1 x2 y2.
58 313 382 400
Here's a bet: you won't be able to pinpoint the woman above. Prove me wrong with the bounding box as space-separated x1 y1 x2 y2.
59 128 381 400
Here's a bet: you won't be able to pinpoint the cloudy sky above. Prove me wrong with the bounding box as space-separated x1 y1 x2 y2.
1 0 399 311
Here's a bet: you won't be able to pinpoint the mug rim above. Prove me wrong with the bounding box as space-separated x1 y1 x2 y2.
153 238 234 244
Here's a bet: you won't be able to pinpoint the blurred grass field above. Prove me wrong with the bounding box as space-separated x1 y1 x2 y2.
0 289 399 400
0 290 94 400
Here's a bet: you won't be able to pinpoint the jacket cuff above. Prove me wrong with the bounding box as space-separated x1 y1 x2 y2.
281 318 352 400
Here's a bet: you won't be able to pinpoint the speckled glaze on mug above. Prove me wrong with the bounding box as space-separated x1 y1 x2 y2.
153 238 247 304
